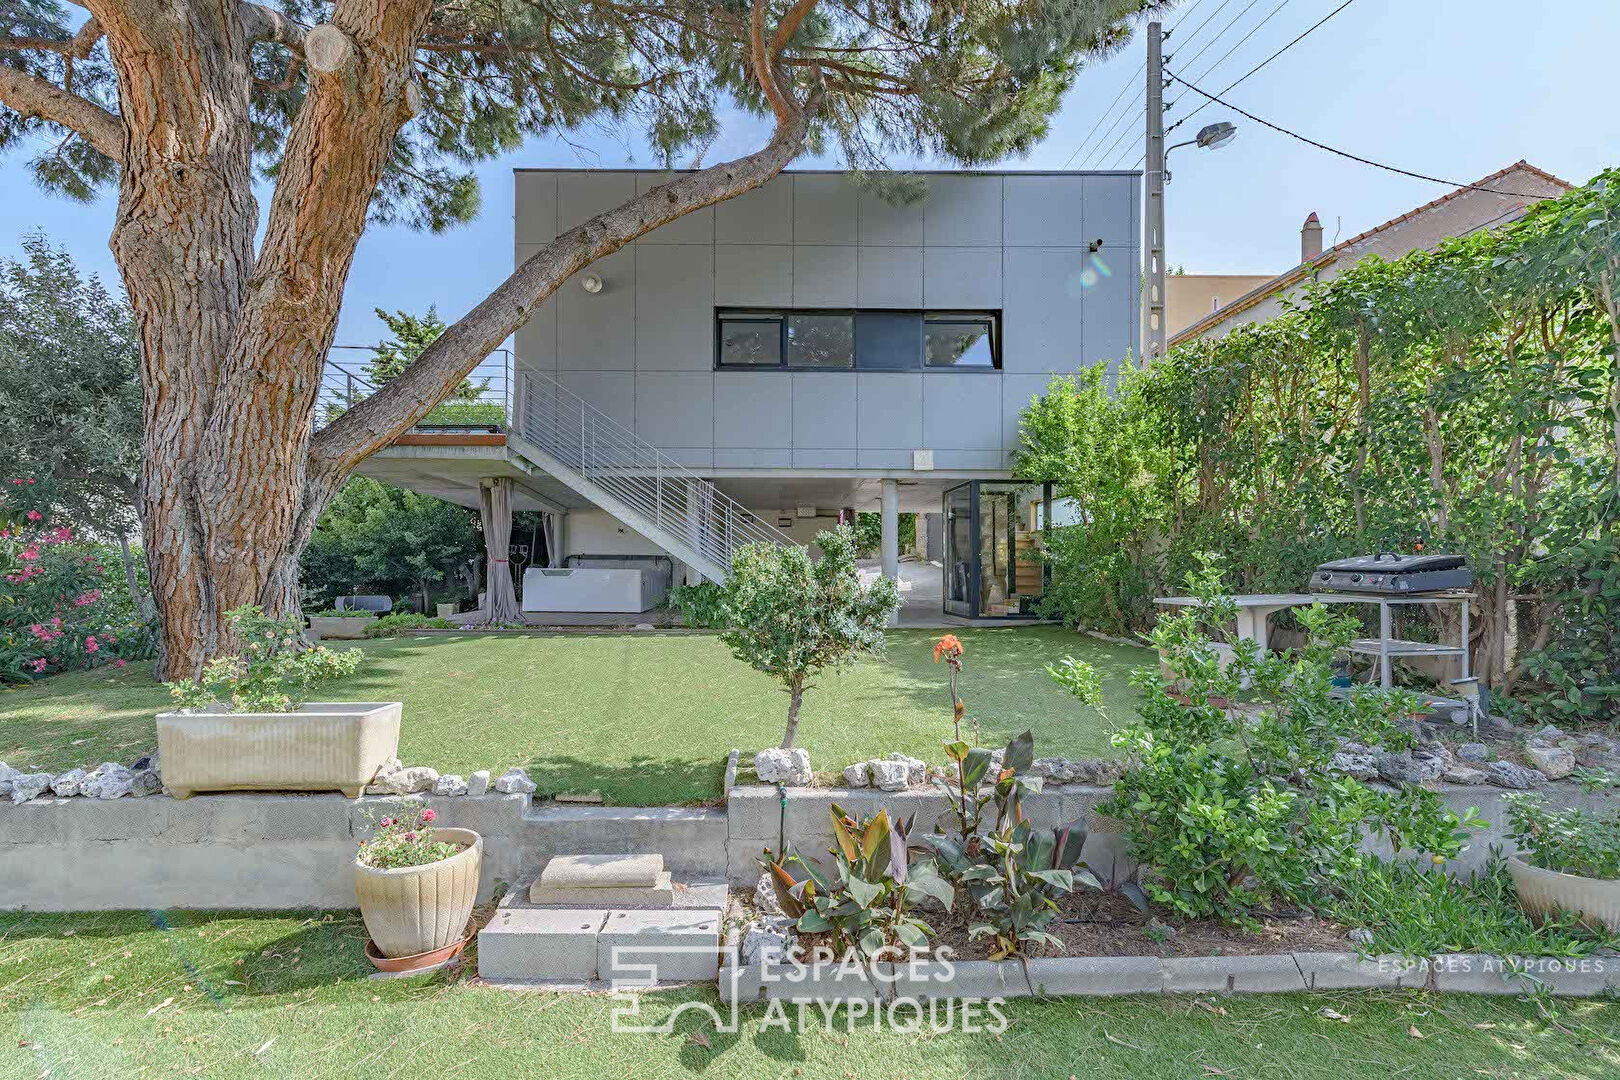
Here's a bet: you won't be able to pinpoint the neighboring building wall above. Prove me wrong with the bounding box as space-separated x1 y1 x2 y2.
1166 274 1273 336
1176 163 1568 343
513 170 1141 473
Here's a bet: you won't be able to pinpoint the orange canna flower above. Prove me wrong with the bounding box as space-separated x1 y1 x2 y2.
933 634 963 662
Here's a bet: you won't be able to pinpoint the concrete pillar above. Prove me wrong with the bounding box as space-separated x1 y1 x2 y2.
880 479 899 582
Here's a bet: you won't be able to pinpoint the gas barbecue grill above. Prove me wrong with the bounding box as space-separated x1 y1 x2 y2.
1310 552 1473 595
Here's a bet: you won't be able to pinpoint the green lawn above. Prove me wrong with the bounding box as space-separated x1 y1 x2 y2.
0 627 1145 805
3 910 1618 1080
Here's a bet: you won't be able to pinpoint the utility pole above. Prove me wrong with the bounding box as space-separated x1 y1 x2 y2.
1144 20 1167 362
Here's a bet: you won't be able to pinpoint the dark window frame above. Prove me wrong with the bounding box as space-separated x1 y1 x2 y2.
715 307 1001 372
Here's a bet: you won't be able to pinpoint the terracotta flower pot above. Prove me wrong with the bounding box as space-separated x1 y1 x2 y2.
355 827 483 958
1509 854 1620 933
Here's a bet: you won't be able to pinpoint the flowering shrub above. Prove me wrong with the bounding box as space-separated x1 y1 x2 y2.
0 480 150 682
357 805 460 870
165 606 362 712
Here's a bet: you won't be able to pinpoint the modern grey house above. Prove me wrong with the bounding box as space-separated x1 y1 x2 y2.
351 168 1140 621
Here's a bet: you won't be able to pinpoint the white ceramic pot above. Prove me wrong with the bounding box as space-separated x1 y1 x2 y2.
156 702 402 799
355 827 483 958
309 614 375 640
1508 855 1620 933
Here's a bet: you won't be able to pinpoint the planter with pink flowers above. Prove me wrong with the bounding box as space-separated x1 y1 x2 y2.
353 805 483 965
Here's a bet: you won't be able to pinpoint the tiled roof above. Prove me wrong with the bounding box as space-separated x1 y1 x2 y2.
1169 161 1572 345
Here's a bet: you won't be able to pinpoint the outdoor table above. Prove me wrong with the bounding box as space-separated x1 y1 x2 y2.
1153 591 1473 689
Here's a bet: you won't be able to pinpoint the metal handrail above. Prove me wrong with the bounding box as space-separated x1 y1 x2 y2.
316 347 513 432
519 370 794 573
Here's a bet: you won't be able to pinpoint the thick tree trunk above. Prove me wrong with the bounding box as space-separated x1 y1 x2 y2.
89 1 433 677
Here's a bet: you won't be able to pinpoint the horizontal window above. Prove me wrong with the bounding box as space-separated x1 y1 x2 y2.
717 309 1000 371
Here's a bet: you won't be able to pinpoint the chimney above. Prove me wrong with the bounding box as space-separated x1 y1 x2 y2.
1301 211 1323 262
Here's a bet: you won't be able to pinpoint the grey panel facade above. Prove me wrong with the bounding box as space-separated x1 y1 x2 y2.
512 170 1139 476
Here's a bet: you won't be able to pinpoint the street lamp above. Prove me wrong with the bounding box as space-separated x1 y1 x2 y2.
1164 121 1237 183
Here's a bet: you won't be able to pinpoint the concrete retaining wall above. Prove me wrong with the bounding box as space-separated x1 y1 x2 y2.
0 792 725 912
726 781 1613 885
0 779 1605 911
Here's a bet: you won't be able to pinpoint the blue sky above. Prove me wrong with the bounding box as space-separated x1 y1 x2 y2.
2 0 1615 348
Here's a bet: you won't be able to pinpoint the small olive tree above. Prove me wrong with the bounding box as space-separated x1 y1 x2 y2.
721 526 900 748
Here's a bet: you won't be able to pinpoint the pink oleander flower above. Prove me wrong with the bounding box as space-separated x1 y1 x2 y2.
19 547 38 561
73 590 102 607
24 510 41 522
421 808 437 823
28 624 44 636
30 658 46 673
404 832 418 842
85 637 99 653
379 817 394 827
58 528 74 542
113 658 127 668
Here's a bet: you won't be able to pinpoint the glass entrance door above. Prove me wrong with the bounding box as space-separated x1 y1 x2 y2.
941 481 1050 618
943 483 974 617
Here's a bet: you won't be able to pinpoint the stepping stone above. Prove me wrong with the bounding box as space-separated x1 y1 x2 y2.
540 853 664 889
477 908 606 983
530 871 675 908
598 909 721 984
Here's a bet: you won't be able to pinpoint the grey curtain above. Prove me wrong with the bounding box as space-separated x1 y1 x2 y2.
477 477 523 624
542 512 562 568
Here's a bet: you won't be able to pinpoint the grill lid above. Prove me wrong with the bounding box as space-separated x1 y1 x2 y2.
1315 552 1465 574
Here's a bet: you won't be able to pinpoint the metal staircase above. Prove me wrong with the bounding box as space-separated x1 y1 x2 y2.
513 371 796 582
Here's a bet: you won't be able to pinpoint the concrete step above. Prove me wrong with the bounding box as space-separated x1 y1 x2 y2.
478 881 728 987
540 853 664 889
530 870 675 907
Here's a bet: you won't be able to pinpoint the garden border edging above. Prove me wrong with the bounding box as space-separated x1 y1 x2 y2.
718 951 1620 1003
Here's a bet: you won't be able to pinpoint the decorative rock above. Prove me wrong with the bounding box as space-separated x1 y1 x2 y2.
366 756 404 795
1441 765 1488 786
1486 760 1545 790
10 772 52 804
493 768 537 795
433 774 469 796
1088 759 1126 785
1528 724 1564 746
753 748 812 787
467 769 492 797
1457 743 1490 764
128 768 162 797
1030 758 1063 779
741 917 792 965
1574 736 1620 771
842 762 870 788
988 749 1005 775
50 768 86 798
1410 745 1451 780
0 762 18 797
754 871 784 916
1525 745 1576 781
889 753 927 787
1376 750 1427 786
868 759 910 792
1486 714 1515 733
1347 927 1375 948
1330 752 1379 780
1145 917 1177 940
83 762 133 800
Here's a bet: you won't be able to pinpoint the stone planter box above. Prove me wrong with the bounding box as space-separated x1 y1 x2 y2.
718 950 1620 1003
436 603 459 619
1509 855 1620 933
355 827 482 958
309 614 375 640
156 702 402 799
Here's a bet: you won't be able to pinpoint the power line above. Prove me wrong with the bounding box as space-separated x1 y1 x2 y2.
1172 0 1266 75
1162 69 1549 197
1169 0 1244 58
1169 0 1213 33
1169 0 1297 113
1169 0 1358 134
1076 82 1146 169
1061 60 1145 168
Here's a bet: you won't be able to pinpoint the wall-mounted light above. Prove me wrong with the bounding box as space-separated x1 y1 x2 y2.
581 273 604 294
1088 239 1104 253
